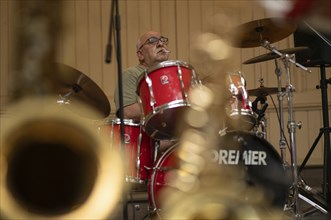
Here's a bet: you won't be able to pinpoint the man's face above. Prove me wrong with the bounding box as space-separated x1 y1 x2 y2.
137 32 169 68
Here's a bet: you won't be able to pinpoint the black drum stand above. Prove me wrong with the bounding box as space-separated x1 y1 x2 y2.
296 64 331 217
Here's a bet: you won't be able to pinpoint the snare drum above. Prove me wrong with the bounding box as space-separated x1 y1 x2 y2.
98 118 154 184
137 60 199 140
225 72 257 130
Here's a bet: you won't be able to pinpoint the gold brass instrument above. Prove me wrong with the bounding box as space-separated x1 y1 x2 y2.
1 1 123 219
0 98 123 220
155 28 287 219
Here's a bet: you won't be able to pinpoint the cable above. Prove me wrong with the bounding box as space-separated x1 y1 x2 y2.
303 20 331 46
269 95 291 154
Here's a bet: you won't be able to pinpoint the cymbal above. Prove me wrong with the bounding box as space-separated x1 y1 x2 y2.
248 86 285 97
53 63 111 119
227 18 297 48
243 47 310 64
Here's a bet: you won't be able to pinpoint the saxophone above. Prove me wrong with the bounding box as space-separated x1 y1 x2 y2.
0 1 123 219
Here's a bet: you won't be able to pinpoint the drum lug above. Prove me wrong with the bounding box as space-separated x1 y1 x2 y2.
177 63 189 102
144 70 156 113
297 121 302 129
136 158 141 173
144 165 153 171
191 69 201 87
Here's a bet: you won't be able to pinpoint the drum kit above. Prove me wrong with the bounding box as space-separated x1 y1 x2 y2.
54 18 328 219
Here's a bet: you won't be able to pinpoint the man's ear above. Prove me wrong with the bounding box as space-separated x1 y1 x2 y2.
137 50 144 60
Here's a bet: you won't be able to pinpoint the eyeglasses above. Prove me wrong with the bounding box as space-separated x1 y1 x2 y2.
138 36 168 50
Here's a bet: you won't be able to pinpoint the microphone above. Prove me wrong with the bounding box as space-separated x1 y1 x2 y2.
105 0 115 64
105 44 112 63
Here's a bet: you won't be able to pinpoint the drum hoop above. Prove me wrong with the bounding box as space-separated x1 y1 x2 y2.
149 143 178 210
147 60 194 74
229 110 256 116
126 176 145 184
111 118 141 126
221 130 276 150
143 100 190 125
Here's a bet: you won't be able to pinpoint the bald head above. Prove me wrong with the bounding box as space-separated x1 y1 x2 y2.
136 31 161 52
135 31 169 67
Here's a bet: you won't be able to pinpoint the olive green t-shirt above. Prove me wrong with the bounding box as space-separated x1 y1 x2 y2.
114 65 146 116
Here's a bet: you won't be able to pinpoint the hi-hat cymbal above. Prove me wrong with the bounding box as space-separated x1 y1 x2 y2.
53 63 111 119
248 86 285 97
227 18 297 48
243 47 310 64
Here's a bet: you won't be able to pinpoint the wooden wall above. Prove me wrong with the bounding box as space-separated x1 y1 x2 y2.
1 0 330 166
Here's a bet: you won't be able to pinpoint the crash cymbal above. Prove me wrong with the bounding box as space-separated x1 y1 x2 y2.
243 47 310 64
248 86 285 97
227 18 297 48
53 63 111 119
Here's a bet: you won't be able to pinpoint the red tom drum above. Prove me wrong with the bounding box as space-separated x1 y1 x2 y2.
225 72 257 130
137 60 199 140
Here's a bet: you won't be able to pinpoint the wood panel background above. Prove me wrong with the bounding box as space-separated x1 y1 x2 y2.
1 0 330 166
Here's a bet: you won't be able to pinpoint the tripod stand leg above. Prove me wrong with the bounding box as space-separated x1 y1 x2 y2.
298 193 328 215
298 130 323 176
319 65 331 205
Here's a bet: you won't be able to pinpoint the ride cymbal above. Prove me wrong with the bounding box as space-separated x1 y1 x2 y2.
53 63 111 119
248 86 285 97
226 18 297 48
243 47 310 64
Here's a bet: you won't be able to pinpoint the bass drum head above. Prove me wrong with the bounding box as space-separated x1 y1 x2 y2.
214 131 291 208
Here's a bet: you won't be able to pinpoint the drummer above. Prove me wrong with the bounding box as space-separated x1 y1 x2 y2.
114 31 174 150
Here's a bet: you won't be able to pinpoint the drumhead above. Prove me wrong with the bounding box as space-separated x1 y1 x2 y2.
214 131 291 207
148 133 290 211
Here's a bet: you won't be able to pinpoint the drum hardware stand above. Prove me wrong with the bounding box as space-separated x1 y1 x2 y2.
274 59 288 167
252 94 268 139
261 40 313 219
296 63 331 215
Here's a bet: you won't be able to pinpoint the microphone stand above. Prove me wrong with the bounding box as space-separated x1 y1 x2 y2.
105 0 127 220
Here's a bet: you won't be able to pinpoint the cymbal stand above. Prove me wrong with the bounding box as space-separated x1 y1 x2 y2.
274 58 288 166
262 40 311 218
